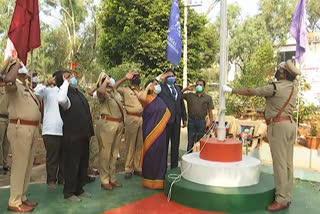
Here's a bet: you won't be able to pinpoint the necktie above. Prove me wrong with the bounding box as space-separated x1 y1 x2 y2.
170 85 176 100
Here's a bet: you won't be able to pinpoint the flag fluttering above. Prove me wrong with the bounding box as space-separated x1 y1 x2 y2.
166 0 182 67
8 0 41 65
289 0 307 63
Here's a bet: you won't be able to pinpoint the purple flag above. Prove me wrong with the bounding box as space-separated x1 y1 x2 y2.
289 0 307 63
166 0 182 67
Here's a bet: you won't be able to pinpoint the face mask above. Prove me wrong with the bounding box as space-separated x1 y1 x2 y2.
167 76 175 84
32 76 39 83
274 69 281 80
195 85 203 93
70 77 78 87
154 84 162 94
18 65 28 75
109 77 116 87
131 77 141 85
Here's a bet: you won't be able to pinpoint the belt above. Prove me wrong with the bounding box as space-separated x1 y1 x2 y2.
0 114 8 119
189 117 205 121
127 112 142 117
101 114 122 123
266 116 290 125
10 119 39 126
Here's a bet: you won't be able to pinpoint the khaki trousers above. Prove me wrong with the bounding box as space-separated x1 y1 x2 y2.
124 115 143 173
97 120 123 184
7 123 39 206
267 120 296 205
0 120 9 167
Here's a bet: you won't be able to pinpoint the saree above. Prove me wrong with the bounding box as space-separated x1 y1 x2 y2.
140 95 171 189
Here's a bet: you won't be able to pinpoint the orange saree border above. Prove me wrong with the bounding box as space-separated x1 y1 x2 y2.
139 107 171 168
142 178 165 190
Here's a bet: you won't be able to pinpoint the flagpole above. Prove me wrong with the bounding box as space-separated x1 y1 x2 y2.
30 51 34 88
217 0 227 141
296 63 301 142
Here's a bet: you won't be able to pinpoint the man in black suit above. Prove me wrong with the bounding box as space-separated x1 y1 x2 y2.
157 70 187 169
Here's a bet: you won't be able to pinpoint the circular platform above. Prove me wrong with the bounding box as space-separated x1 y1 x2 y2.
164 168 275 213
200 138 242 162
181 153 261 187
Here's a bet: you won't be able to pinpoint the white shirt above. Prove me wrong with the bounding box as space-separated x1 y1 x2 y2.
34 84 63 136
166 83 178 100
57 80 71 110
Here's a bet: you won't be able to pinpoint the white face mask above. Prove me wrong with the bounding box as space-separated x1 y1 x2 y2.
32 76 39 83
18 65 28 74
155 84 161 94
109 77 116 87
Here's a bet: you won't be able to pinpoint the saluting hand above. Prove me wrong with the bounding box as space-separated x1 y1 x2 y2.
126 71 139 80
45 77 56 86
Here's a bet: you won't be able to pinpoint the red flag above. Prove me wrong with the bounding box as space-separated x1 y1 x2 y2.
8 0 41 65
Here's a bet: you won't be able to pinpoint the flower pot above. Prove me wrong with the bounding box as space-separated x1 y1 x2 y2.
305 136 320 150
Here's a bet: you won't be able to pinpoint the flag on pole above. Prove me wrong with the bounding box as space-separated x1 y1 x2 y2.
8 0 41 65
4 39 16 60
166 0 182 67
289 0 307 63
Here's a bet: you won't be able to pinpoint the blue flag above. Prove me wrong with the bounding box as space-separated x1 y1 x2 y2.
166 0 182 67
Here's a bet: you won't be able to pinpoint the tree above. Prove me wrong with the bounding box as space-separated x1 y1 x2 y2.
307 0 320 32
98 0 217 83
0 0 14 62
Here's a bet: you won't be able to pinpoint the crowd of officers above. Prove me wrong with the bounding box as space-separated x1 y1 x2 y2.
0 55 300 213
0 57 214 212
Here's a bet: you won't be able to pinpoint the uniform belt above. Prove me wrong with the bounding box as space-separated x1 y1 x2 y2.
101 114 122 123
10 119 39 126
127 112 142 117
189 117 205 120
266 116 290 125
0 114 8 119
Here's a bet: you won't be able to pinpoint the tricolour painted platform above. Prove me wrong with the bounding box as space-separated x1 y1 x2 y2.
181 153 261 187
164 168 275 213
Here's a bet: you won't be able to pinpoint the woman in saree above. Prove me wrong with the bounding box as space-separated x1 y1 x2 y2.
138 80 171 189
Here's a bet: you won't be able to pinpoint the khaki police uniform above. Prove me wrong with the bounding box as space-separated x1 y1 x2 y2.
254 79 298 205
117 86 143 174
97 89 124 184
0 84 9 168
6 79 41 207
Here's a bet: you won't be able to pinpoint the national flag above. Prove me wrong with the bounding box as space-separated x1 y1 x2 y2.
166 0 182 67
8 0 41 65
289 0 307 63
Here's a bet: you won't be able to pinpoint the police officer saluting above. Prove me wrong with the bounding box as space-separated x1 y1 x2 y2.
115 69 143 179
2 57 41 212
223 60 300 212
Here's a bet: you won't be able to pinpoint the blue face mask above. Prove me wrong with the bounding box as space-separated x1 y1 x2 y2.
167 76 176 84
70 77 78 87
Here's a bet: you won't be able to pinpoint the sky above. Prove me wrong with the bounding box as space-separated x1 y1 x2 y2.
41 0 260 27
194 0 260 22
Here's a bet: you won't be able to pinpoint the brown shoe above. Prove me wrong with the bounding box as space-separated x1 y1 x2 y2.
101 183 113 191
110 181 122 188
8 204 34 212
124 172 133 179
22 200 38 207
266 201 289 212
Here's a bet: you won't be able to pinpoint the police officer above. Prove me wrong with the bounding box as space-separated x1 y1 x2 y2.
115 69 143 179
0 70 9 175
2 57 41 212
223 60 300 212
97 72 124 190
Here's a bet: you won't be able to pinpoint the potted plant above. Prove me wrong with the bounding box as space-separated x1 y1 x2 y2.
306 124 320 150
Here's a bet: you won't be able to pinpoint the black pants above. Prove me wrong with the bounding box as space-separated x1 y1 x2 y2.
43 135 64 184
63 136 89 198
166 122 181 169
